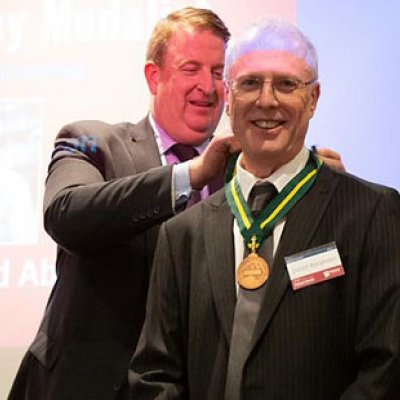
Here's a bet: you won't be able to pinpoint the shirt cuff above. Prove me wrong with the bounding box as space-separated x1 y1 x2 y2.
172 162 192 212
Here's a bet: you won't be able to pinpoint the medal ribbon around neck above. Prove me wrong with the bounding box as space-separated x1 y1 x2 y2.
225 151 322 253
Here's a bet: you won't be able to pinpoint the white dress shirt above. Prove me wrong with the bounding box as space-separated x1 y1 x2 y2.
233 147 310 288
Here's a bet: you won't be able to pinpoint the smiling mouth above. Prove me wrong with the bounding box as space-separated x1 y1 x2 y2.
252 119 285 129
189 100 214 108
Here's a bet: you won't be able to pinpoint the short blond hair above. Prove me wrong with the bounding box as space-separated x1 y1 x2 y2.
146 7 231 66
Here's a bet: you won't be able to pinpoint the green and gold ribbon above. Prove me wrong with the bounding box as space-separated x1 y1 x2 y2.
225 150 322 252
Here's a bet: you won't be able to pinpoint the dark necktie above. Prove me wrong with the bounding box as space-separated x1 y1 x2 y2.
170 143 201 207
247 181 277 218
170 143 198 162
224 182 277 400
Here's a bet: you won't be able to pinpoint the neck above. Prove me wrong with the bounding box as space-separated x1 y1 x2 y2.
240 147 304 179
240 155 287 179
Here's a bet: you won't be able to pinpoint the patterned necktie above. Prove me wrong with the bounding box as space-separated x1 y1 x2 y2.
170 143 201 207
224 182 277 400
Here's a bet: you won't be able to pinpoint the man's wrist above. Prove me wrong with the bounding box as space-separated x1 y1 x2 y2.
189 157 207 190
173 162 192 211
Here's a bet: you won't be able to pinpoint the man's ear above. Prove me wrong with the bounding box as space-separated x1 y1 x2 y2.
308 82 320 118
225 85 230 116
144 62 159 95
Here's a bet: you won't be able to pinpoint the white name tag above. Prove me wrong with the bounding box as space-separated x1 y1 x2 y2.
285 242 345 291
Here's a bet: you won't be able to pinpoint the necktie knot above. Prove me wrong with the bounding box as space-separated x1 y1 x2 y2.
171 143 198 162
248 182 277 218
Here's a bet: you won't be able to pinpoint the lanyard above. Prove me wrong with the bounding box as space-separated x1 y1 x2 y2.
225 151 322 253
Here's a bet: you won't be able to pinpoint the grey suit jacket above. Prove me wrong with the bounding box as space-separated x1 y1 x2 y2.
9 117 209 400
129 164 400 400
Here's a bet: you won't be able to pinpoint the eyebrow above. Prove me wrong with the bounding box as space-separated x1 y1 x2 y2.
212 64 225 70
179 61 201 68
237 73 302 80
178 61 225 69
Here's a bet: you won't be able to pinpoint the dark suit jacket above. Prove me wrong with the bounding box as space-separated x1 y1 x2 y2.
129 164 400 400
9 117 222 400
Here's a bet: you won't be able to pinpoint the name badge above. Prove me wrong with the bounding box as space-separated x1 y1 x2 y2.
285 242 345 291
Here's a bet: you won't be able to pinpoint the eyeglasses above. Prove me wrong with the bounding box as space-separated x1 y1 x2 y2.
228 75 317 101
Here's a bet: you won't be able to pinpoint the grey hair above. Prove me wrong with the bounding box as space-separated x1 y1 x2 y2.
224 18 318 79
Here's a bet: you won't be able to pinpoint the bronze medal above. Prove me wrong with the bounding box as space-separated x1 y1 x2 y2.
237 252 269 290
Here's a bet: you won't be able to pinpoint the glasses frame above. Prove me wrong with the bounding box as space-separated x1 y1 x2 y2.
227 75 318 101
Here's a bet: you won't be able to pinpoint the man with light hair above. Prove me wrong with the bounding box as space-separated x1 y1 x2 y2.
8 7 237 400
9 8 343 399
129 19 400 399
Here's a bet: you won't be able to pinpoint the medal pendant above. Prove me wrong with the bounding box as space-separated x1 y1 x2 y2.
237 253 269 290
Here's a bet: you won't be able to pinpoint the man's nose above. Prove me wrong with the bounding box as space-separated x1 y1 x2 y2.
256 81 279 108
196 70 216 94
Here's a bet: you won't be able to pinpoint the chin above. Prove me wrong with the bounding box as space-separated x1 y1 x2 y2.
182 130 211 146
189 114 219 128
190 124 214 136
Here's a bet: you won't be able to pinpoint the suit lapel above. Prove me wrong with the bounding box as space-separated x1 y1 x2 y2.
127 120 225 192
249 166 340 350
203 190 236 344
126 116 163 267
127 116 162 173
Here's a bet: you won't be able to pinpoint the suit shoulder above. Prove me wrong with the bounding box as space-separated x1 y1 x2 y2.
328 165 400 201
58 120 138 141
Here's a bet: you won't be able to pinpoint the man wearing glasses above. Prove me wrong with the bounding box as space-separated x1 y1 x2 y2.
129 19 400 399
9 8 343 400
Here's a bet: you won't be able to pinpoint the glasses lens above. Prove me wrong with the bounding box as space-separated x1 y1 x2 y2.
232 76 307 100
234 76 262 99
273 78 300 93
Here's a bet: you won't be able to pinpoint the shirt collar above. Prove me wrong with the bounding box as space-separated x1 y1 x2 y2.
236 147 309 201
149 113 210 155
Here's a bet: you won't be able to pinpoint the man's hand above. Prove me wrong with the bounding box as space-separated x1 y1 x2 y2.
316 147 345 172
189 134 241 190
